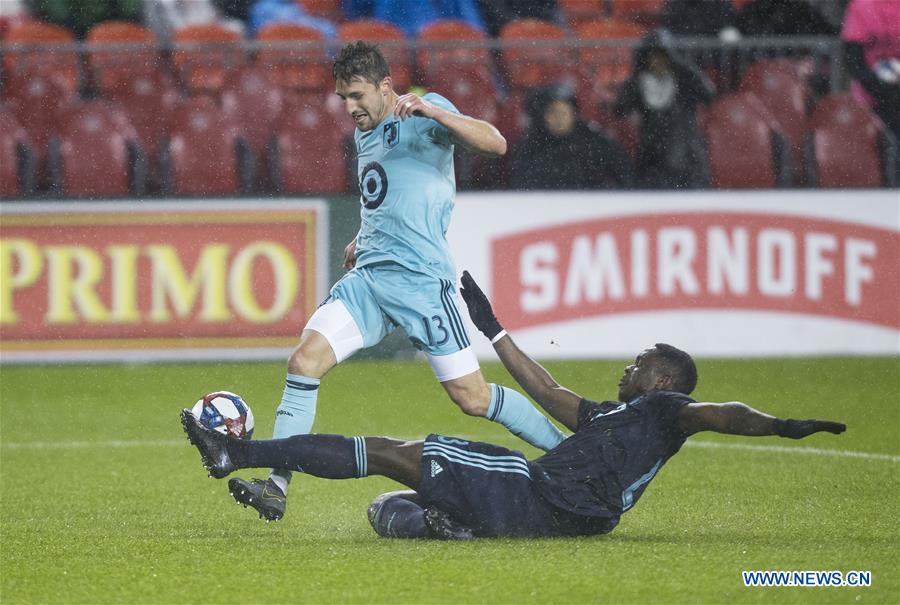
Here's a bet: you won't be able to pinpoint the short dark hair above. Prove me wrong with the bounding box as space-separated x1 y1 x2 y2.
332 41 390 86
652 343 697 395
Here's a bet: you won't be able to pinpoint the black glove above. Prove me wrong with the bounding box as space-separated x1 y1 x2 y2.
459 270 504 340
773 418 846 439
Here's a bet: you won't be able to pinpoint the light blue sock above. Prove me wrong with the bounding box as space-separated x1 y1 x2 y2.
268 373 319 494
486 384 565 451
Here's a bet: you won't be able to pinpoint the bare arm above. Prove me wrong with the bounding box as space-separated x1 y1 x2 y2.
678 402 846 439
395 94 507 158
492 335 582 432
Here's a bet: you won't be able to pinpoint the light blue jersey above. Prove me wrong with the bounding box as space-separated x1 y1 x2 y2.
353 92 459 282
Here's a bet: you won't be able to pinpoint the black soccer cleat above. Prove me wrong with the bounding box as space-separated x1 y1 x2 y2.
228 477 286 522
423 506 475 540
180 409 236 479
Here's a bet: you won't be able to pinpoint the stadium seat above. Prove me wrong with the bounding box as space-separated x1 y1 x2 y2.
298 0 345 21
4 69 80 189
338 20 411 93
416 19 491 77
86 21 160 96
48 101 145 197
2 20 80 95
256 22 330 92
704 93 792 189
101 69 178 192
0 108 36 198
221 66 284 156
172 23 244 95
806 94 897 188
161 96 254 196
574 19 644 123
610 0 666 27
499 19 575 92
738 59 809 182
559 0 607 29
269 96 350 194
416 20 498 121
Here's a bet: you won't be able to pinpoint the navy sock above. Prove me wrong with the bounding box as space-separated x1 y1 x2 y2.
369 495 428 539
229 434 368 479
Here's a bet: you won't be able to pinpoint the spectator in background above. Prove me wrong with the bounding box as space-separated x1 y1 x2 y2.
144 0 246 42
512 84 634 190
735 0 837 37
249 0 336 37
615 30 713 189
27 0 142 38
662 0 738 38
342 0 486 36
841 0 900 144
476 0 561 37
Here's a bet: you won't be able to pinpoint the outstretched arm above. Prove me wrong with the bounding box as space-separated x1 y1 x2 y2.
460 271 582 432
677 402 846 439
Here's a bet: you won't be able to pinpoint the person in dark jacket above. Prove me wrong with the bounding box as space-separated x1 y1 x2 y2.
511 84 634 190
615 30 714 189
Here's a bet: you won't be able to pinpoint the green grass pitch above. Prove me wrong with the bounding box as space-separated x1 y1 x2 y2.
1 356 898 604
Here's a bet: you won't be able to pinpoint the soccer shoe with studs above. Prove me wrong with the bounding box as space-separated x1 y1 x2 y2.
423 506 475 540
180 409 236 479
228 477 286 522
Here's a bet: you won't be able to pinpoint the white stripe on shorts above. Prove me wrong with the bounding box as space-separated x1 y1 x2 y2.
423 443 531 478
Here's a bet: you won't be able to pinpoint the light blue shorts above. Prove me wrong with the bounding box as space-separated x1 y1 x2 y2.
326 262 472 357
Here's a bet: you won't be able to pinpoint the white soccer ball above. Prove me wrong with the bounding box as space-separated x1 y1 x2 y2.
191 391 254 439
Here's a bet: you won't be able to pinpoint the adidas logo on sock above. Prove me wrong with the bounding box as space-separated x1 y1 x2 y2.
430 460 444 477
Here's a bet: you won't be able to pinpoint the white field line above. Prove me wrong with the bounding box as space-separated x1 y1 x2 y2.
1 436 898 463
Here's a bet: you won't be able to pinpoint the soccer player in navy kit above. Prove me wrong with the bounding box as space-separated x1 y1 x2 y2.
183 273 846 539
226 42 566 522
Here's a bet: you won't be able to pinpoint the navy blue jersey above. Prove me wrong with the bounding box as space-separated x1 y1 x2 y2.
529 390 694 518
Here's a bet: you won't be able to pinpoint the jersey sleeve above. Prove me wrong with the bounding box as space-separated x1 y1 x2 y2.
576 399 602 430
648 391 695 432
414 93 461 147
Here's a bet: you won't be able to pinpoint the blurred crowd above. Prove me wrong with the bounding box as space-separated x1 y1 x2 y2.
0 0 897 198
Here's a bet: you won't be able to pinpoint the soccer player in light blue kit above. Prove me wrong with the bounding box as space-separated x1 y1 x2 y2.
227 41 566 521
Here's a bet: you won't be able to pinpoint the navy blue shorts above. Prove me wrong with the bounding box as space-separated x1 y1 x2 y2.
419 434 617 538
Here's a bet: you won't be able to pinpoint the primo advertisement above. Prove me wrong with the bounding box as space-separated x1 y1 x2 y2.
0 201 328 363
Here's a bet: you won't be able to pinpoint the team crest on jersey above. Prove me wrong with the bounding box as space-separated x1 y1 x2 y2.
383 121 400 149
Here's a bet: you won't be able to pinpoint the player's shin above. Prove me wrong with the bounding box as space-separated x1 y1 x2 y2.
487 384 566 451
231 434 369 479
269 373 319 493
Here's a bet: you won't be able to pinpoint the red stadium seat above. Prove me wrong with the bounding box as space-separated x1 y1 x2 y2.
499 19 575 92
610 0 666 27
221 66 284 154
172 23 244 95
48 101 144 197
0 108 36 198
807 94 896 188
4 69 80 188
574 19 644 122
86 21 160 96
416 20 498 122
269 96 349 194
416 19 490 76
738 59 809 182
298 0 344 22
102 70 179 192
704 93 792 189
2 21 80 95
338 20 411 92
256 22 330 92
162 97 253 196
559 0 607 29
